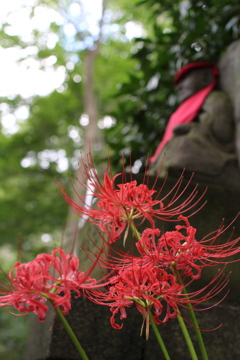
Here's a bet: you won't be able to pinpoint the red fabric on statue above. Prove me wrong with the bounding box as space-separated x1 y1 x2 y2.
150 62 219 163
174 61 219 84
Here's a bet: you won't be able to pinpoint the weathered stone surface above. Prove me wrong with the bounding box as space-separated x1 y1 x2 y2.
26 295 240 360
219 39 240 166
219 39 240 123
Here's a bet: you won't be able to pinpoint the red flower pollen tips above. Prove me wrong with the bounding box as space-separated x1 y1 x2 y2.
0 249 97 321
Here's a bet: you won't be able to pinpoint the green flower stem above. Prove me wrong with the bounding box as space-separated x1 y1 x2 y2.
182 287 209 360
173 269 209 360
54 306 89 360
177 311 198 360
41 292 89 359
130 222 141 241
149 311 171 360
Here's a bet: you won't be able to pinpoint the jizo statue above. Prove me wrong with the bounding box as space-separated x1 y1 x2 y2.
150 62 237 177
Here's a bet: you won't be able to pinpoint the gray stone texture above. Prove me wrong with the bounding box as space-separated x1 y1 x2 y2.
219 39 240 167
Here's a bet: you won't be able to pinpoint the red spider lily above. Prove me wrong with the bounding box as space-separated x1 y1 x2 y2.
0 249 98 321
56 171 163 243
136 222 202 279
56 154 206 243
87 262 183 330
136 216 240 279
86 259 229 337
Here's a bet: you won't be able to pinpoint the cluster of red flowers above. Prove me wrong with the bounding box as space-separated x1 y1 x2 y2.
1 157 240 339
0 249 98 321
57 159 240 334
86 215 236 332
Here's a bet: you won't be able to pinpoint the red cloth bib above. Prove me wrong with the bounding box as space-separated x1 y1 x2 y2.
150 62 219 163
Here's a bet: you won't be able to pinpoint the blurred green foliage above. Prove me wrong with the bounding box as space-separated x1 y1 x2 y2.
0 0 144 250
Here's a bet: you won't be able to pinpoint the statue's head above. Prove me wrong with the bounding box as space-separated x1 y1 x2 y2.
175 62 219 103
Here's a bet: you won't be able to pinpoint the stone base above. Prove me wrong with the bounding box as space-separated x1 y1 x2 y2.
26 295 240 360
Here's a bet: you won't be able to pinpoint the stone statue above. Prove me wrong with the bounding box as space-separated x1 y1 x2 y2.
150 61 237 179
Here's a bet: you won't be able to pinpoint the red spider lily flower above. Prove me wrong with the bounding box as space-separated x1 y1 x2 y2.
86 260 229 338
37 248 97 290
87 262 183 332
136 216 240 279
56 171 164 243
0 249 97 321
56 154 206 244
136 223 202 279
